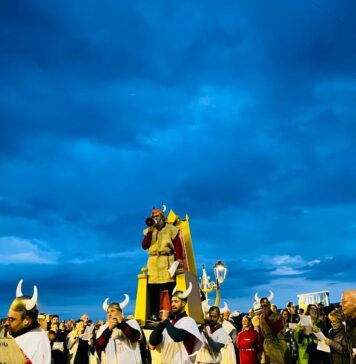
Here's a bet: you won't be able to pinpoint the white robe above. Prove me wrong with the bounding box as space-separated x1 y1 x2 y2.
96 320 142 364
157 316 203 364
195 325 228 364
15 327 51 364
221 320 237 364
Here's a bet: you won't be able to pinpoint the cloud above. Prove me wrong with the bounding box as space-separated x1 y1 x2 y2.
0 236 59 264
0 0 355 320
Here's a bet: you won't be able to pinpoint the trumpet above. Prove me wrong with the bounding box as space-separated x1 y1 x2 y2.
145 217 157 227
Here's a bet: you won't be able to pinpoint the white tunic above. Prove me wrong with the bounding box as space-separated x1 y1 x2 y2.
195 325 228 364
15 327 51 364
96 320 142 364
221 321 237 364
157 316 203 364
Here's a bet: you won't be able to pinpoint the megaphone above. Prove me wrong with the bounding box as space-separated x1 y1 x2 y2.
145 217 157 227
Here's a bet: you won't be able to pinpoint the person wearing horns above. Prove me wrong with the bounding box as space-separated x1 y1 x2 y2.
94 294 143 363
142 204 185 319
257 291 291 364
195 305 228 364
148 282 203 363
5 279 51 364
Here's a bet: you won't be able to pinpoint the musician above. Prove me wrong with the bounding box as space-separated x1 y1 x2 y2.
142 205 184 319
94 295 143 363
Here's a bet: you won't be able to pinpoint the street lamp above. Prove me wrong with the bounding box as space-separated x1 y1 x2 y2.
214 260 227 285
200 260 227 307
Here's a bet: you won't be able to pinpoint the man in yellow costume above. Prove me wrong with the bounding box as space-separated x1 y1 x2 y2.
142 207 184 320
257 293 291 364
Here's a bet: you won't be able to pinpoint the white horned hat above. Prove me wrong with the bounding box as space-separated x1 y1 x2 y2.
220 301 229 314
102 294 130 312
254 290 275 307
172 282 193 301
11 279 38 312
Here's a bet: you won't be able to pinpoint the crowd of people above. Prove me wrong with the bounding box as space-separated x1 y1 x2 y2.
0 279 355 364
1 208 355 363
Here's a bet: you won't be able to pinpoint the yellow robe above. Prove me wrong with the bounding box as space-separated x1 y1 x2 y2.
145 223 180 284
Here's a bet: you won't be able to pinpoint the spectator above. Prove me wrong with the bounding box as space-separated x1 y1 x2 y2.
324 310 349 364
236 315 259 364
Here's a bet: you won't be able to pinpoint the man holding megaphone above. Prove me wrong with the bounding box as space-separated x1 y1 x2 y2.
142 205 184 321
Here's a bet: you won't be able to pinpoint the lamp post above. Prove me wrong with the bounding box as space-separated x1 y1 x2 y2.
200 260 227 307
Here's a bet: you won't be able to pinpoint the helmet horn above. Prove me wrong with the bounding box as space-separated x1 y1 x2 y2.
102 297 110 312
181 282 193 299
162 202 167 212
119 294 129 310
16 279 24 297
268 290 274 302
25 285 38 311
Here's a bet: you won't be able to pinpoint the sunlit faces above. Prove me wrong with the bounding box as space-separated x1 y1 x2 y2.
209 310 220 325
308 305 319 321
281 310 289 321
287 304 296 314
80 314 89 325
341 290 356 317
261 301 271 315
6 309 26 335
242 316 251 329
223 311 230 320
107 307 123 320
171 296 186 313
329 317 342 330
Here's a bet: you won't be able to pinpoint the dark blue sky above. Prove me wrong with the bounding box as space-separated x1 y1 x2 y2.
1 0 355 321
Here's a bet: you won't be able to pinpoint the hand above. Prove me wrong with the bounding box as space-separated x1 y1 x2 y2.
108 318 119 330
324 339 332 346
160 310 170 322
312 324 320 333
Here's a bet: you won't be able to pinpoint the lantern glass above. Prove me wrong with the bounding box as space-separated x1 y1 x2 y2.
213 260 227 284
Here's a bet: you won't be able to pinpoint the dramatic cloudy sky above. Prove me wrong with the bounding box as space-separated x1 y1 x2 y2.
1 0 356 321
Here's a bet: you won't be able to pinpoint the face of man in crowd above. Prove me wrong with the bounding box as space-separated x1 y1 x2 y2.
223 311 230 320
6 309 26 335
171 296 186 314
209 310 220 325
52 316 59 325
80 314 89 325
271 304 277 313
341 290 356 317
248 309 254 317
261 301 271 316
287 304 296 314
107 307 123 321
